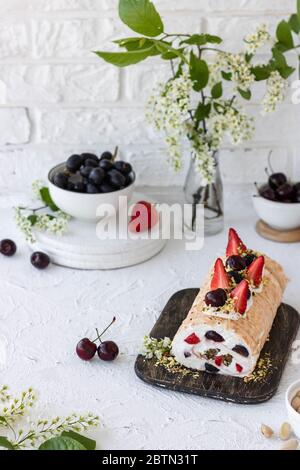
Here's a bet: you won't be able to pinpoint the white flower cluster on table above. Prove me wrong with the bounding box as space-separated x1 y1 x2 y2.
15 180 70 243
141 336 172 360
0 385 99 450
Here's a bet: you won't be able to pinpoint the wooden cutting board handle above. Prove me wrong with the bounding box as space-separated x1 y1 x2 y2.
256 220 300 243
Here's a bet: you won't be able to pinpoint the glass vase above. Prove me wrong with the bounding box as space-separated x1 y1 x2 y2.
184 151 224 236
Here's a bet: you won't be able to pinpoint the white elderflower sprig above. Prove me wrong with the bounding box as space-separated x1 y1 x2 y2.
244 23 272 54
141 335 172 360
262 70 287 114
225 107 254 144
14 207 35 243
223 53 255 91
13 413 99 450
32 180 44 200
15 181 71 242
0 387 36 427
0 385 10 403
208 53 228 87
146 69 193 171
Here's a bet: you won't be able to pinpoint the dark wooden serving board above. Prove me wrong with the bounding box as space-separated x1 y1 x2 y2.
135 289 300 404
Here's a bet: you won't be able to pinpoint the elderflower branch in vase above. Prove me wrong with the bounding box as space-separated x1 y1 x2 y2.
95 0 300 235
0 385 99 450
15 180 71 244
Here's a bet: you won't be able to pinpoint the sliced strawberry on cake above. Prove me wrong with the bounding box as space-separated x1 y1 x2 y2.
226 228 247 256
246 256 265 288
211 258 230 290
230 279 249 314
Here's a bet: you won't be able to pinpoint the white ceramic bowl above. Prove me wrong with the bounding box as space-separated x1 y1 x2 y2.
253 196 300 230
48 163 135 221
285 379 300 438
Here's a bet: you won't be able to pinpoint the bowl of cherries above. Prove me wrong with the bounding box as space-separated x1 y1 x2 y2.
48 148 135 221
253 165 300 231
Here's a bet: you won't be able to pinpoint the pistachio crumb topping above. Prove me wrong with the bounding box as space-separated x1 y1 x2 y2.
243 353 273 383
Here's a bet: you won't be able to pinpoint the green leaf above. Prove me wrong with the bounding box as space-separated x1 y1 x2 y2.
289 14 300 34
205 34 222 44
298 0 300 21
221 71 232 81
195 102 211 121
161 49 184 60
211 82 223 99
0 436 14 450
189 52 209 91
39 187 59 212
272 47 295 78
118 0 164 37
251 64 272 81
61 431 96 451
181 34 222 46
27 214 38 226
153 40 188 63
114 37 155 51
276 20 294 50
94 47 156 67
39 436 86 451
237 87 251 100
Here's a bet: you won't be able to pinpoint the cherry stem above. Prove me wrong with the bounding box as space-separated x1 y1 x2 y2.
92 317 116 343
264 167 269 177
267 150 274 173
113 146 119 162
94 328 102 344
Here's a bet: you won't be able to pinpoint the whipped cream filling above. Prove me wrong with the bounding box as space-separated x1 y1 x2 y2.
172 324 258 377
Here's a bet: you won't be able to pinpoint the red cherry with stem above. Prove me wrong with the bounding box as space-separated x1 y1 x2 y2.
76 317 117 362
76 338 97 361
94 317 119 361
97 341 119 361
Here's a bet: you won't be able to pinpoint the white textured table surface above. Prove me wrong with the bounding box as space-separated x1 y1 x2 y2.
0 185 300 451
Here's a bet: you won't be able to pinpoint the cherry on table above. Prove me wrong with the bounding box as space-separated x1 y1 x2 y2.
0 239 17 257
97 341 119 361
31 251 50 269
76 338 97 361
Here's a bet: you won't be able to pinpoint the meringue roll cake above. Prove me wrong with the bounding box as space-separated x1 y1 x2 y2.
172 229 288 378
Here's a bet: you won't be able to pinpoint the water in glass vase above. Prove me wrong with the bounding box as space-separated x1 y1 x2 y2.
184 152 224 236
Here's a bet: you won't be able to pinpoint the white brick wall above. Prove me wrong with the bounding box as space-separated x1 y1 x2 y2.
0 0 299 193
